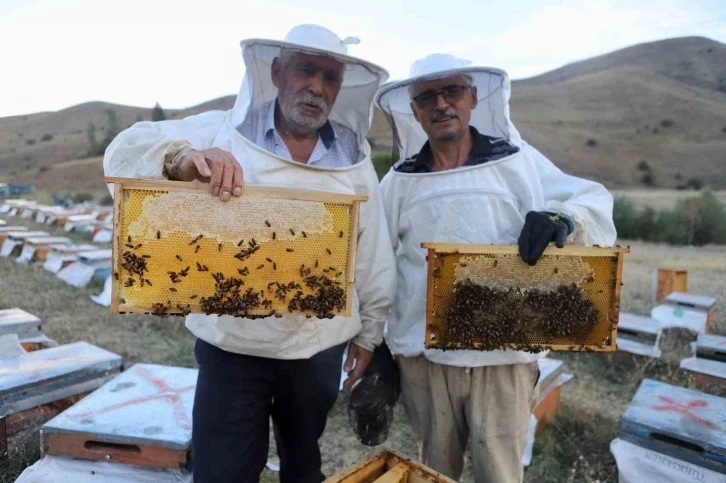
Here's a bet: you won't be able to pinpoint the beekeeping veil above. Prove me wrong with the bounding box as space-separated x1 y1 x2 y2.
375 53 523 161
232 24 389 147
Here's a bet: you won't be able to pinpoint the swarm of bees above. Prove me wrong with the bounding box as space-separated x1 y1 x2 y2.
441 281 599 352
119 222 347 319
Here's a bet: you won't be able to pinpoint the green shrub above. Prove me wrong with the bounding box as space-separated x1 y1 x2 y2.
685 177 704 190
71 192 94 204
613 197 637 239
372 151 396 180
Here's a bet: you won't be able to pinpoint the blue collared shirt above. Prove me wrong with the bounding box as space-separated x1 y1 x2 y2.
237 99 360 167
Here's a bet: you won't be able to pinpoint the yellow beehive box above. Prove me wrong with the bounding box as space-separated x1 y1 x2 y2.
422 243 630 352
106 177 366 318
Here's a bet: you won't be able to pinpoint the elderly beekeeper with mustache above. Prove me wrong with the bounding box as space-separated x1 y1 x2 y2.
103 25 395 483
377 54 616 482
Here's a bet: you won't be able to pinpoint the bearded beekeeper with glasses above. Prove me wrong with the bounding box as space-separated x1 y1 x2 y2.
103 25 396 483
377 54 616 482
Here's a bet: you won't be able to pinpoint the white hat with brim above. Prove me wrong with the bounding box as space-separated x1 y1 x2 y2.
231 24 389 137
375 53 521 161
240 24 388 87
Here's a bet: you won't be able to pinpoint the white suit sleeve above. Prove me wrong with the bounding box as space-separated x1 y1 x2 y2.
532 147 617 246
379 169 401 256
351 167 397 352
103 111 227 191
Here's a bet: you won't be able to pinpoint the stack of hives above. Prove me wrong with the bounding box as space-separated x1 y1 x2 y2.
108 178 366 320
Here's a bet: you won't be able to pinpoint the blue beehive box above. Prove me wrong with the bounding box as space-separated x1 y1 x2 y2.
620 379 726 474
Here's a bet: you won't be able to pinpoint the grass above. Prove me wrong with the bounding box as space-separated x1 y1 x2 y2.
1 214 725 482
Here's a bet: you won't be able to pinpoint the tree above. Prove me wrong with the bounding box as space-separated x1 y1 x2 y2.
86 122 98 156
135 113 144 123
151 102 167 122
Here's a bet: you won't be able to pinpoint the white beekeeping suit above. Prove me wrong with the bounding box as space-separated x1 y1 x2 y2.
377 54 617 367
104 25 396 359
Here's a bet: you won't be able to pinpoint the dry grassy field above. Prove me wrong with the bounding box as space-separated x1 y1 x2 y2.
1 213 725 482
611 188 726 210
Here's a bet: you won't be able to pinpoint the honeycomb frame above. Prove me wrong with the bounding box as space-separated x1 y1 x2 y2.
423 243 629 352
106 177 367 318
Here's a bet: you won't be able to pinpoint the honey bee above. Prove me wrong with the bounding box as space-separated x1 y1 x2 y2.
326 248 331 255
176 255 183 261
257 264 265 269
339 230 343 238
156 230 161 239
169 287 177 292
286 248 294 252
265 220 271 227
302 231 307 238
272 232 276 240
289 229 295 236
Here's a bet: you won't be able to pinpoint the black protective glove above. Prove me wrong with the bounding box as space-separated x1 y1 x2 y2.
518 211 571 266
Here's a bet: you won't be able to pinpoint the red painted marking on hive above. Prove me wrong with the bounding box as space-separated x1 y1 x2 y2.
652 395 716 429
68 366 194 431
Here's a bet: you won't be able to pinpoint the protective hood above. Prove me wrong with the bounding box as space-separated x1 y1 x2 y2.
231 24 389 145
375 53 522 161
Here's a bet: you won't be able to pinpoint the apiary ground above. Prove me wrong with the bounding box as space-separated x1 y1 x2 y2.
1 232 725 483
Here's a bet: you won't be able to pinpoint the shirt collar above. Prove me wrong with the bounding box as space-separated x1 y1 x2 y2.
412 126 492 169
264 99 337 149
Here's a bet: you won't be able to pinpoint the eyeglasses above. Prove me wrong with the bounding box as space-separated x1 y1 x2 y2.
412 85 471 110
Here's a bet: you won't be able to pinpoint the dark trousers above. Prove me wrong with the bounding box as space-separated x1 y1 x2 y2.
192 338 346 483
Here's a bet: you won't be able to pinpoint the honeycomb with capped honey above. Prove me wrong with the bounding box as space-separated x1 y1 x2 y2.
424 244 628 352
111 181 365 318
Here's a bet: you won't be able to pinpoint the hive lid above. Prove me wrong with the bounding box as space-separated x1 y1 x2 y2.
620 379 726 468
0 342 123 418
43 363 197 451
7 231 50 240
666 292 716 311
0 226 28 233
618 313 661 335
0 308 42 337
696 334 726 355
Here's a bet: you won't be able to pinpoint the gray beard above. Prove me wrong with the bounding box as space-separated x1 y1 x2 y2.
278 87 330 134
434 129 465 142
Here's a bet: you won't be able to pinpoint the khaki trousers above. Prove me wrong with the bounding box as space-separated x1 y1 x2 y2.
397 356 539 483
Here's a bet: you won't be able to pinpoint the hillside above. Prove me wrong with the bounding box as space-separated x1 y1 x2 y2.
2 36 726 192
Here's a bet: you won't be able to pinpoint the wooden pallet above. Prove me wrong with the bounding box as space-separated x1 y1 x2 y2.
324 448 455 483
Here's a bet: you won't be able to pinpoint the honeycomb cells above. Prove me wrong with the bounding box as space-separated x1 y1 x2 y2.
116 189 356 318
427 250 621 352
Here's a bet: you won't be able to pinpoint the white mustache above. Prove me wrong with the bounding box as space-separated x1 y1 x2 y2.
295 92 328 112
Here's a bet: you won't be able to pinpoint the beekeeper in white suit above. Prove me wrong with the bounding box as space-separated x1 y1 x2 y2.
104 25 395 483
377 54 616 482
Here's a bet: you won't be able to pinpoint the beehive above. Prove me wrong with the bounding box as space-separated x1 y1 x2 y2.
0 308 53 351
616 312 663 359
652 268 688 304
619 379 726 475
324 448 455 483
41 363 197 470
680 333 726 390
533 357 573 431
422 243 629 352
0 342 122 460
107 177 366 318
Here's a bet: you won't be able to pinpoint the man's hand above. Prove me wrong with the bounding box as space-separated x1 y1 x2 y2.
343 343 373 391
176 148 244 201
518 211 569 266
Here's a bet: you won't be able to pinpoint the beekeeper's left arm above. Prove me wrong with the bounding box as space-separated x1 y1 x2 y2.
534 148 617 247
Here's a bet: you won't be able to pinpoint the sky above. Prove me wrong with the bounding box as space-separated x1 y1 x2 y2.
1 0 725 118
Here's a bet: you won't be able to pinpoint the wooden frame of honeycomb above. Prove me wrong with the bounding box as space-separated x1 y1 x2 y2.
105 177 367 318
324 447 456 482
423 243 630 352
